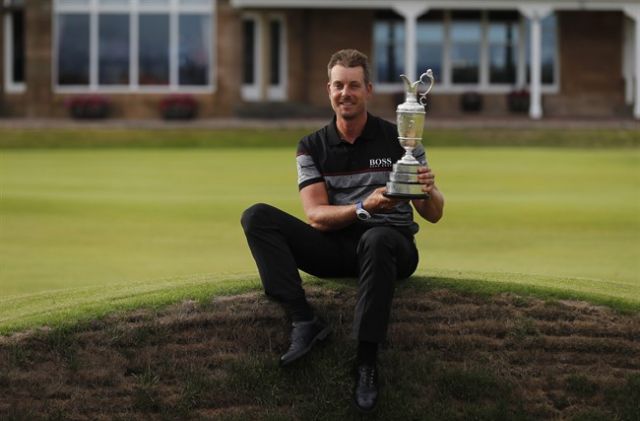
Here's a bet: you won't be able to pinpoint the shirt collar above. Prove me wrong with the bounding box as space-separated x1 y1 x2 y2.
328 113 376 146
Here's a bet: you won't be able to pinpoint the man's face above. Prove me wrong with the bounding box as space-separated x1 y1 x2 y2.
327 65 372 120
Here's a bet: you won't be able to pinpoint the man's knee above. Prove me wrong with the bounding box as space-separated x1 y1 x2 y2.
240 203 273 233
357 227 396 256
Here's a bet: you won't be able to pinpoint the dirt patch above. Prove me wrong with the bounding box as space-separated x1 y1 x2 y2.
0 286 638 420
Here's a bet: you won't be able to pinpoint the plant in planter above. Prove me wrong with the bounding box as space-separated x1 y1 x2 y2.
507 88 530 113
460 91 482 112
159 95 198 120
65 95 111 119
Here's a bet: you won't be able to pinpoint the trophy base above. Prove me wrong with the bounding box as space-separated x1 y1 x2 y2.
384 181 429 199
384 161 429 199
383 191 430 199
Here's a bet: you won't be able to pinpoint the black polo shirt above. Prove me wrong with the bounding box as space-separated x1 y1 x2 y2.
296 113 426 232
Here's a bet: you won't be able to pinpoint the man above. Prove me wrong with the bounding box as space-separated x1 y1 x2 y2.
241 49 444 413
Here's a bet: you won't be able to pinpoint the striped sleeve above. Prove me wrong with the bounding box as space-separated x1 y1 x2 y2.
296 141 323 190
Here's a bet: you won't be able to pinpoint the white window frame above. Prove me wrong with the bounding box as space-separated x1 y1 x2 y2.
241 12 288 102
52 0 215 93
3 7 26 93
374 9 559 95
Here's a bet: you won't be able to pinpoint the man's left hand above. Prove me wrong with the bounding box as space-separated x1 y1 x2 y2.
417 167 436 194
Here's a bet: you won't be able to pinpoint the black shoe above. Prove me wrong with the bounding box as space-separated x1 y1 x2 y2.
279 316 331 366
353 364 379 413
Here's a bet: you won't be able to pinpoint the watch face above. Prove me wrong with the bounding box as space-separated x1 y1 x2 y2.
356 209 371 221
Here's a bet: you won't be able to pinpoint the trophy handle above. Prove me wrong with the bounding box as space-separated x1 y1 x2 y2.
418 69 434 106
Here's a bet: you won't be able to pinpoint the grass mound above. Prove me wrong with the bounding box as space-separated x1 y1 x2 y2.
1 285 638 420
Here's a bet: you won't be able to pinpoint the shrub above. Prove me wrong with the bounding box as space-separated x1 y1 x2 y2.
460 92 482 112
64 95 111 119
507 89 530 113
159 94 198 120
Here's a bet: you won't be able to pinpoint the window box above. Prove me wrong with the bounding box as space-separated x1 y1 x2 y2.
460 92 482 112
159 94 198 120
65 95 111 119
507 89 530 113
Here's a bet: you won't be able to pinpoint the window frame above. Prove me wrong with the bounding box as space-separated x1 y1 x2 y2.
373 9 559 95
52 0 215 94
240 12 288 102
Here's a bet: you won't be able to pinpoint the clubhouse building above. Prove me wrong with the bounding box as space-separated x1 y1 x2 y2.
1 0 639 120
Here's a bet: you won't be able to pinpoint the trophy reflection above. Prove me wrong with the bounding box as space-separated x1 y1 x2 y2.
384 69 435 199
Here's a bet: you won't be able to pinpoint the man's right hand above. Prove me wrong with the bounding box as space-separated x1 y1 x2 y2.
363 187 406 214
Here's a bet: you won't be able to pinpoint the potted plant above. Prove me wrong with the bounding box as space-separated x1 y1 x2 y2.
507 88 530 113
159 94 198 120
65 95 111 119
460 91 482 112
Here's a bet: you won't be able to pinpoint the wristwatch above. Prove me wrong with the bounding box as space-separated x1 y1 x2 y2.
355 201 372 221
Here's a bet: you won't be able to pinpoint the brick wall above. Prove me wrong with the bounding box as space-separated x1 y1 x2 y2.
545 11 627 117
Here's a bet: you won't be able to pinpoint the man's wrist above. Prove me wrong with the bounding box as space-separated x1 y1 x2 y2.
355 201 371 221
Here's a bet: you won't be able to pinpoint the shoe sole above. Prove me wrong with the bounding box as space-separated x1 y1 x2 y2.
279 325 331 367
352 396 377 414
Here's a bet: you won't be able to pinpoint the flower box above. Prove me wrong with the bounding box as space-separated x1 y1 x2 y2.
507 89 530 113
159 95 198 120
460 92 482 112
65 95 111 119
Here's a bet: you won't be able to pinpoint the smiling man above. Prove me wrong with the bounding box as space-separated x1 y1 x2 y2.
241 49 444 413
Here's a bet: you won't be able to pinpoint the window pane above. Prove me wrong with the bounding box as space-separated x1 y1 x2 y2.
373 20 404 83
139 14 169 85
57 13 90 85
451 19 480 84
12 10 25 83
179 14 210 86
99 14 130 85
417 22 443 81
526 14 556 85
242 19 255 85
541 15 556 84
489 21 517 84
269 20 281 86
451 44 479 83
451 22 481 42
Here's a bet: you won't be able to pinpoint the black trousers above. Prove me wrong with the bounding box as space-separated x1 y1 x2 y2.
240 203 419 343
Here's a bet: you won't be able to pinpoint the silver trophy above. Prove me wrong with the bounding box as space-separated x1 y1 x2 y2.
384 69 435 199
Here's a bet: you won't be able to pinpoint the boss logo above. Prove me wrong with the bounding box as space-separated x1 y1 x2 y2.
369 158 393 168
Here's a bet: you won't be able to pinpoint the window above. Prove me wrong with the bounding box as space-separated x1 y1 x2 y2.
269 20 281 86
139 14 170 85
4 4 26 92
450 11 481 84
241 14 287 101
417 11 444 82
179 14 211 86
54 0 214 91
373 12 404 84
99 14 130 85
373 9 558 91
57 14 90 85
242 19 256 85
488 11 519 84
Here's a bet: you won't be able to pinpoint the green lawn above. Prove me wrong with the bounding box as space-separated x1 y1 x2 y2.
1 144 639 333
